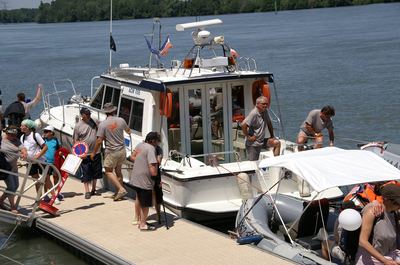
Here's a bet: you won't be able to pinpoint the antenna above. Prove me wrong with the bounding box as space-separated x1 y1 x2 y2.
109 0 113 70
176 19 222 32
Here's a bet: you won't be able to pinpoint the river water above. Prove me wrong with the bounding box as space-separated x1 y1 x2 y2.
0 3 399 264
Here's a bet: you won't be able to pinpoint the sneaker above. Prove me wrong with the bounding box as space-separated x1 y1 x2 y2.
54 198 61 205
114 190 128 201
131 218 139 225
57 193 64 201
43 195 51 202
90 190 101 196
331 246 346 263
84 192 91 199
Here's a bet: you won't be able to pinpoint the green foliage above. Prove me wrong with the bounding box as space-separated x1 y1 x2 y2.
0 0 399 23
0 8 37 23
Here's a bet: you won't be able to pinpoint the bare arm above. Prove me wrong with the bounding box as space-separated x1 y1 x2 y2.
241 123 256 142
31 84 42 105
34 144 48 160
304 122 317 136
91 136 104 160
130 149 138 162
149 163 158 177
359 208 397 265
266 118 275 138
20 147 28 160
328 128 334 146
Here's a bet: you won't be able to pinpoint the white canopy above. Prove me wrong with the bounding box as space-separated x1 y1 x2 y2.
259 147 400 192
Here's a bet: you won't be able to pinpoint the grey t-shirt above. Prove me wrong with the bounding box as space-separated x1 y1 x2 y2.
97 116 129 153
129 142 157 190
1 137 23 172
73 119 99 154
242 107 271 147
300 109 333 135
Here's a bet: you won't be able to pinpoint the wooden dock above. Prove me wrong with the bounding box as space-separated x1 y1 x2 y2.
1 177 293 265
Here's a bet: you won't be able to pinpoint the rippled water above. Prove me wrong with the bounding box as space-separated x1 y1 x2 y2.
0 3 399 264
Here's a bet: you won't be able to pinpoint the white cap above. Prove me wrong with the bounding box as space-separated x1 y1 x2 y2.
43 125 55 132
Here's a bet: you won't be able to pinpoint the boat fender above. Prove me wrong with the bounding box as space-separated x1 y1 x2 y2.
252 80 271 107
236 173 252 201
236 235 263 245
159 89 173 118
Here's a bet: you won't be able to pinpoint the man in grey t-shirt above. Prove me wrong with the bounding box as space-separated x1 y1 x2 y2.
296 105 335 151
241 96 281 160
73 107 102 199
92 103 131 201
129 132 159 231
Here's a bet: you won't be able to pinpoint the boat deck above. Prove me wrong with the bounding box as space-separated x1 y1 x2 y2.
0 177 293 265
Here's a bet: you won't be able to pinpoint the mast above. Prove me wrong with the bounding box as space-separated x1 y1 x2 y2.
109 0 113 70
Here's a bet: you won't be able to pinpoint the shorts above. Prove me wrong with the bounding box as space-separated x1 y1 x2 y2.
133 186 153 208
153 175 163 204
81 153 103 183
4 174 19 192
29 163 43 176
47 167 54 176
103 149 126 168
245 145 262 161
298 130 323 144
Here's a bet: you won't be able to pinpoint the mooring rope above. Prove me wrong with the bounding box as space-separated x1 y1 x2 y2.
0 222 20 251
0 219 24 265
0 253 24 265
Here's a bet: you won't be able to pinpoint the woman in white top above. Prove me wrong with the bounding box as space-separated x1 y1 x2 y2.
20 119 47 192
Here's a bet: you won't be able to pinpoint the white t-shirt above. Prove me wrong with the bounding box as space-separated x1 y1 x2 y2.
20 132 45 161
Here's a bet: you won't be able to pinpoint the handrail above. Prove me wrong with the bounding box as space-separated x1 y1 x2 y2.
90 76 101 97
167 149 241 168
0 149 63 226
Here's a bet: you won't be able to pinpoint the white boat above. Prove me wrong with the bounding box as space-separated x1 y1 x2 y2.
361 142 400 170
235 147 400 264
38 18 342 222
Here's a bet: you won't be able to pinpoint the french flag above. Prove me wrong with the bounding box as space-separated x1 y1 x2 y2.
160 36 173 56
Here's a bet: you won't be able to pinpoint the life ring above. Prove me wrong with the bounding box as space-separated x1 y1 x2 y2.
252 80 271 107
159 89 173 118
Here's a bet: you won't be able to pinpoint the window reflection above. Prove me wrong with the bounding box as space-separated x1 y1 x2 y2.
167 89 181 152
118 97 143 133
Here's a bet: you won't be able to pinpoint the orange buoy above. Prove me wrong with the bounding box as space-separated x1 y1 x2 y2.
159 89 173 118
252 80 271 107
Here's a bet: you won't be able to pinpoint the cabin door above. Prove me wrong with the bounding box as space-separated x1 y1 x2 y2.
183 83 229 161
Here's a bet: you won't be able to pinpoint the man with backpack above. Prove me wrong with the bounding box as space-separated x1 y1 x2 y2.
3 84 42 132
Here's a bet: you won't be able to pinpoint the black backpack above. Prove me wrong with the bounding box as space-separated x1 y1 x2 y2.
3 101 25 127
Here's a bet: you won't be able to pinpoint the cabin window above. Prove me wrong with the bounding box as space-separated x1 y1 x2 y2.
231 85 246 160
91 85 121 110
167 89 181 152
91 85 105 109
104 86 121 107
118 97 143 133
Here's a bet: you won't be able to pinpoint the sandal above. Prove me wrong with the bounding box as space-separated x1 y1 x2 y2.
139 225 156 232
0 203 8 210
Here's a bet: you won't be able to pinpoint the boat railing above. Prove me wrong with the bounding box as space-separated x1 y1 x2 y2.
268 108 284 138
90 76 101 98
0 149 63 226
236 57 257 71
168 149 242 169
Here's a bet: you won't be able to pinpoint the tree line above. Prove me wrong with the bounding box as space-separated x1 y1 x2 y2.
1 0 399 23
